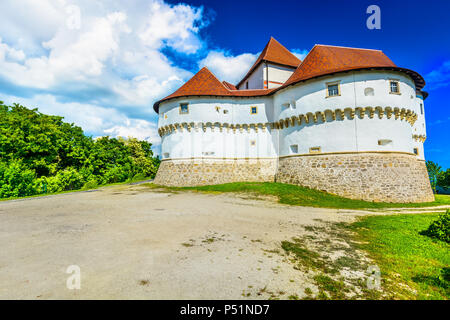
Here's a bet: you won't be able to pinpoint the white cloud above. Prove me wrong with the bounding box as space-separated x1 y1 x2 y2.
425 61 450 90
199 50 258 84
291 49 309 61
0 0 209 148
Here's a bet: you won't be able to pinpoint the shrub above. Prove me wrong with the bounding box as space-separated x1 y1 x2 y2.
0 161 37 198
421 210 450 243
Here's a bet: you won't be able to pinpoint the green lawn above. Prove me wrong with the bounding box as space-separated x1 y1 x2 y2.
350 213 449 299
154 182 450 209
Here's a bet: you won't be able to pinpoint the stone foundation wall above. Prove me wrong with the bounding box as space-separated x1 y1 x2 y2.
154 153 434 203
276 152 434 203
154 159 277 187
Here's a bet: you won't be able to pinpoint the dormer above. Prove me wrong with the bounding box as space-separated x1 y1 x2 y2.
236 37 301 90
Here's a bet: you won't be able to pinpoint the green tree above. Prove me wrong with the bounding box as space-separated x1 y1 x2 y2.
426 161 444 193
0 101 160 199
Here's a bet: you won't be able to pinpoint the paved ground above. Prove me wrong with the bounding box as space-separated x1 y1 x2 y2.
0 184 447 299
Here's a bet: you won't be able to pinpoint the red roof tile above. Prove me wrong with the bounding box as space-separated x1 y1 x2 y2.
236 37 301 87
284 45 396 86
163 67 231 101
222 81 237 90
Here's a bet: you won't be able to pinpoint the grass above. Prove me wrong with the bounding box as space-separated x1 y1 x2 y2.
349 213 450 299
147 182 450 209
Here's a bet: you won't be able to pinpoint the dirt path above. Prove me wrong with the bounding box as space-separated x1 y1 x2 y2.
0 185 445 299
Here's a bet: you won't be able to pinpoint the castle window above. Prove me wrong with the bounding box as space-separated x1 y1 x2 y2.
250 106 258 114
246 82 249 89
420 103 423 115
179 103 189 114
309 146 321 154
223 109 229 114
413 148 419 155
250 140 256 146
389 80 400 94
378 139 392 146
364 87 374 96
326 81 340 97
290 144 298 154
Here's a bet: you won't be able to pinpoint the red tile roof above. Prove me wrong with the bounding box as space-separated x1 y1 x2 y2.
162 67 230 100
284 45 395 86
153 43 425 113
222 81 237 90
236 37 301 88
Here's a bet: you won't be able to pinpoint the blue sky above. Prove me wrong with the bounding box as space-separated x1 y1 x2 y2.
0 0 449 167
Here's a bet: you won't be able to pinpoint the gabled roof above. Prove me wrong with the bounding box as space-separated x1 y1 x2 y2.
236 37 301 88
222 81 237 90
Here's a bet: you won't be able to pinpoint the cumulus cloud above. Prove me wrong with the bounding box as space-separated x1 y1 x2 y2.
0 0 210 150
199 50 258 84
425 61 450 90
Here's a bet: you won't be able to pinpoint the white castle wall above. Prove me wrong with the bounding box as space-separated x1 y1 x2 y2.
159 70 425 160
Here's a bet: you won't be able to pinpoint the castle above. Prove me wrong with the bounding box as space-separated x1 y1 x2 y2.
153 37 434 203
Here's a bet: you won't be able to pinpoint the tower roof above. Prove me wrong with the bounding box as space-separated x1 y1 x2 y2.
284 45 395 86
163 67 231 101
236 37 301 87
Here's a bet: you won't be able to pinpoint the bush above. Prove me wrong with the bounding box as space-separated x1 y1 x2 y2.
421 210 450 243
0 161 37 198
0 102 160 199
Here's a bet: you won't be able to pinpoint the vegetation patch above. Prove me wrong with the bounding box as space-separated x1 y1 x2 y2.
420 210 450 243
349 213 450 299
148 182 450 209
0 102 160 200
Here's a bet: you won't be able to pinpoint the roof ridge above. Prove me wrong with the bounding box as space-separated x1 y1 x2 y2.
314 44 383 52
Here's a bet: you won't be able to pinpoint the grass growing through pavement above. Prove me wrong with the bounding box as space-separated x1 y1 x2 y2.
148 182 450 210
349 213 450 299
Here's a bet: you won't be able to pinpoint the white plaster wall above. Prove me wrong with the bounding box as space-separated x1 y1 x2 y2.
275 70 421 157
158 70 427 161
237 63 264 90
267 63 295 88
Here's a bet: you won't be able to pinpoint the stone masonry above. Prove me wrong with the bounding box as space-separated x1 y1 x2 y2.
154 159 277 187
276 152 434 203
154 152 434 203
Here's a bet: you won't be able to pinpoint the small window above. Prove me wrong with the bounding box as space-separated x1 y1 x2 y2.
309 146 321 154
413 148 419 155
164 114 167 119
420 103 423 115
179 103 189 114
326 82 340 97
290 144 298 154
250 106 257 114
246 82 249 89
223 109 229 114
215 106 220 113
364 87 374 96
389 80 400 94
378 139 392 146
250 140 256 146
163 152 170 158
